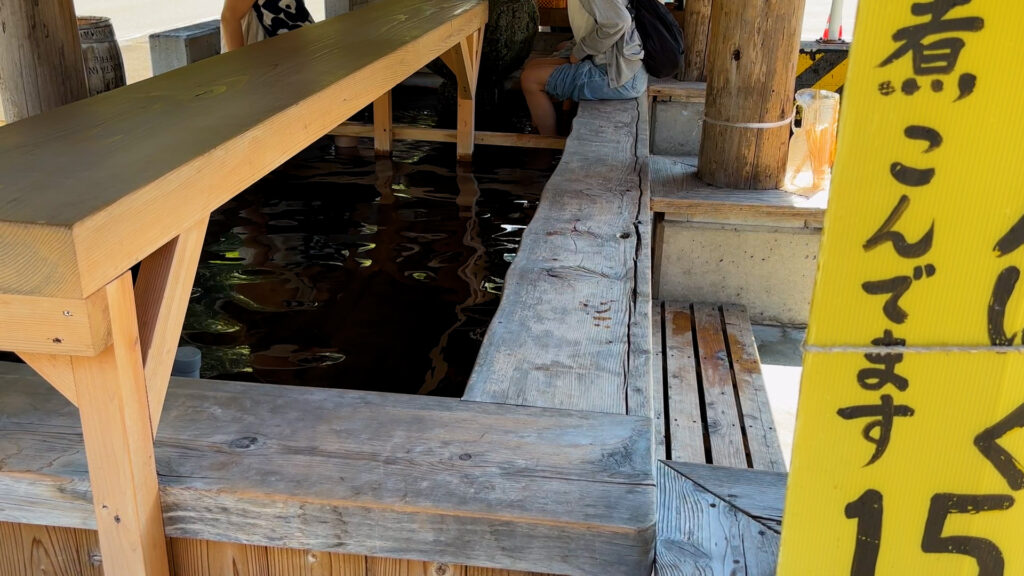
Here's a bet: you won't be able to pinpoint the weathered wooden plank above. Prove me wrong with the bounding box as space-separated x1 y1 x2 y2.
663 302 705 464
721 305 786 472
0 0 488 299
662 461 786 533
649 155 826 227
692 304 748 469
0 362 653 576
465 98 649 415
628 96 656 428
656 462 779 576
647 79 706 102
651 302 667 461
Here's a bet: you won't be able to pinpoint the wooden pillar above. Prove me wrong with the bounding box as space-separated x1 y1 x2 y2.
696 0 804 190
373 91 393 157
681 0 711 82
441 29 483 162
0 0 88 123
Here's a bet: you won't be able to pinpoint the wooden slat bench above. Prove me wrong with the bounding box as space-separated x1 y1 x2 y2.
0 1 488 573
651 302 788 576
652 301 785 472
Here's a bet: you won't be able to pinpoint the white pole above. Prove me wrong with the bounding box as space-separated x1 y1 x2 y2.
827 0 844 41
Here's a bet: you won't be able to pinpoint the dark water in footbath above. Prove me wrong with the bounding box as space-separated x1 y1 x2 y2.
182 88 557 397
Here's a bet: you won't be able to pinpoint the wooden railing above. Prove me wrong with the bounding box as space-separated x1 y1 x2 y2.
0 1 487 572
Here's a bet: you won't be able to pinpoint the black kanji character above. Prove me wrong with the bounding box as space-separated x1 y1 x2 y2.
838 394 915 466
880 0 984 76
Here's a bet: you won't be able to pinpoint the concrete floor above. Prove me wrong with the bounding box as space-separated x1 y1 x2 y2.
753 324 805 469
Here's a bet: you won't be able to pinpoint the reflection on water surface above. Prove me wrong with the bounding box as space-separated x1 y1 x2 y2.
185 136 557 397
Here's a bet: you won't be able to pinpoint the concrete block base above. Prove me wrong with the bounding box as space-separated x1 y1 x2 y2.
656 218 820 325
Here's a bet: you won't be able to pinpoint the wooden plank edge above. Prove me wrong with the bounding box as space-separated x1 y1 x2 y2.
662 460 785 534
329 123 566 150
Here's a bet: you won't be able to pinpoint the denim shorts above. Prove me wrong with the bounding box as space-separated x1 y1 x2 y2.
545 60 648 102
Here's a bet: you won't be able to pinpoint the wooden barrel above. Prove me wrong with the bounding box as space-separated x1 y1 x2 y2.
77 16 126 96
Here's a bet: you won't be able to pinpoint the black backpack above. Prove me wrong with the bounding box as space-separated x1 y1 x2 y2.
629 0 684 79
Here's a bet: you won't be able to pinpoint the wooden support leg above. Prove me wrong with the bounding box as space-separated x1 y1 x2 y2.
72 272 170 576
373 91 393 157
441 29 484 162
134 218 209 432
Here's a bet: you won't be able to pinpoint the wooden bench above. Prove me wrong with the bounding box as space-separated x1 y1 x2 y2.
0 362 653 575
652 301 785 472
651 302 788 575
464 97 655 418
0 1 487 573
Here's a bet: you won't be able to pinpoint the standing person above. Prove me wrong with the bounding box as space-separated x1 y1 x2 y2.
520 0 646 136
221 0 315 52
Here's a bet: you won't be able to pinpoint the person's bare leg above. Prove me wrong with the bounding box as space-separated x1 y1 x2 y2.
521 58 567 136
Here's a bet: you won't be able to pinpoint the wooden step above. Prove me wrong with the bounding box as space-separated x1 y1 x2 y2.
649 155 827 228
656 460 785 576
655 302 786 472
0 362 655 576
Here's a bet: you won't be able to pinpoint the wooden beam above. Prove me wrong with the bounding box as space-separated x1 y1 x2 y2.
135 218 209 433
0 361 655 576
71 273 169 576
0 292 111 356
16 353 77 406
373 91 393 157
328 123 566 150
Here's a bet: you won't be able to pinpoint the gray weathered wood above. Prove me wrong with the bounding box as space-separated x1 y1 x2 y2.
464 98 651 415
663 461 785 533
722 305 786 472
693 304 748 469
649 155 826 227
0 362 654 576
651 302 667 461
662 302 705 464
628 98 656 426
647 79 706 103
656 462 779 576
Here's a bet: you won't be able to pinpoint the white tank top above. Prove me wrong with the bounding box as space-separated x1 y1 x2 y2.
567 0 596 47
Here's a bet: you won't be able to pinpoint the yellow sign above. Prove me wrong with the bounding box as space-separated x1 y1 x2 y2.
779 0 1024 574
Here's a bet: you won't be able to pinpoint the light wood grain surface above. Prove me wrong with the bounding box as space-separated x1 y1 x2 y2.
464 98 653 417
0 362 653 576
0 0 487 299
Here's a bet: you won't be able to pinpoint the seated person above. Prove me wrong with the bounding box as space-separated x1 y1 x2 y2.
521 0 646 136
221 0 315 51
